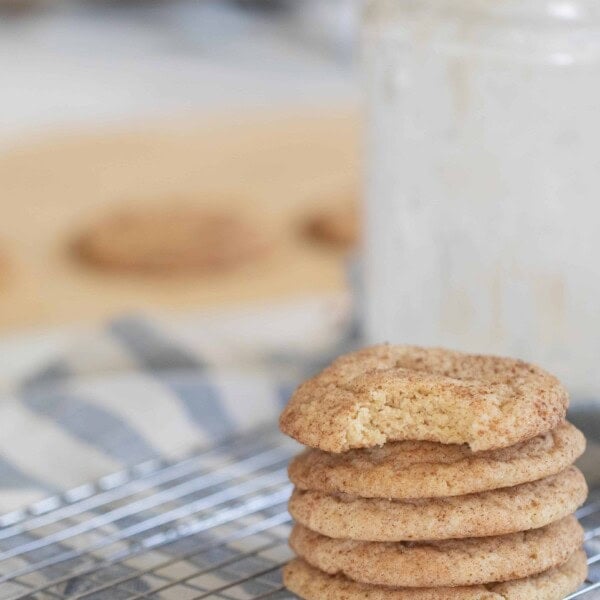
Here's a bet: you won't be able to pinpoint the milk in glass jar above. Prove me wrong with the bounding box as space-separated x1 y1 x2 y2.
363 0 600 398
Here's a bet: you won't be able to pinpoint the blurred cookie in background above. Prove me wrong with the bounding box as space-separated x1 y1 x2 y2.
0 0 44 15
0 110 356 330
304 197 359 251
73 205 272 275
0 245 11 286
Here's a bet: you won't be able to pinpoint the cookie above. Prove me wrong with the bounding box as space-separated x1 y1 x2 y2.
74 206 270 274
279 344 568 452
289 516 583 588
0 248 9 285
289 421 585 499
283 551 588 600
289 466 587 541
304 201 359 249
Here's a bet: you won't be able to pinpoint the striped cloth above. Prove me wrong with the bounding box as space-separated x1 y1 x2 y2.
0 295 357 513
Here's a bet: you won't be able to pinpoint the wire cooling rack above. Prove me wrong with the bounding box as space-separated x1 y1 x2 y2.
0 424 598 600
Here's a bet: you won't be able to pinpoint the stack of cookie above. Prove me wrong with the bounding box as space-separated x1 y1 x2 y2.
279 345 588 599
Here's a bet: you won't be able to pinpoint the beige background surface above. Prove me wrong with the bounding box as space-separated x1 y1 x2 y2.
0 109 359 333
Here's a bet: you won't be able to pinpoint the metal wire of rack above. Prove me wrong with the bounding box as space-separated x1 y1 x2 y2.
0 424 598 600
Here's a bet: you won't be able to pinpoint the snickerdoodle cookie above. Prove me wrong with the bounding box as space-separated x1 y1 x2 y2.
74 206 270 274
283 551 587 600
288 466 587 541
289 516 583 588
280 345 568 453
304 201 359 249
289 421 584 499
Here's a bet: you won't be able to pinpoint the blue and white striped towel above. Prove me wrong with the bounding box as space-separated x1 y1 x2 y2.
0 294 357 513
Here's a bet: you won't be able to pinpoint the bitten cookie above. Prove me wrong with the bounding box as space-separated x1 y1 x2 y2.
289 421 584 499
289 466 587 541
74 206 270 274
289 516 583 588
283 551 588 600
279 345 568 453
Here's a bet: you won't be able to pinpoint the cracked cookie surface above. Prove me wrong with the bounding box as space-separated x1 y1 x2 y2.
289 466 587 541
283 551 587 600
279 344 568 452
289 422 585 499
289 516 583 587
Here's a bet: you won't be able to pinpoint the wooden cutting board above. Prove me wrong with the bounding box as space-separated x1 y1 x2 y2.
0 108 359 333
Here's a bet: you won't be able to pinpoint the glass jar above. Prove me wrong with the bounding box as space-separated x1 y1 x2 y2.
363 0 600 398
